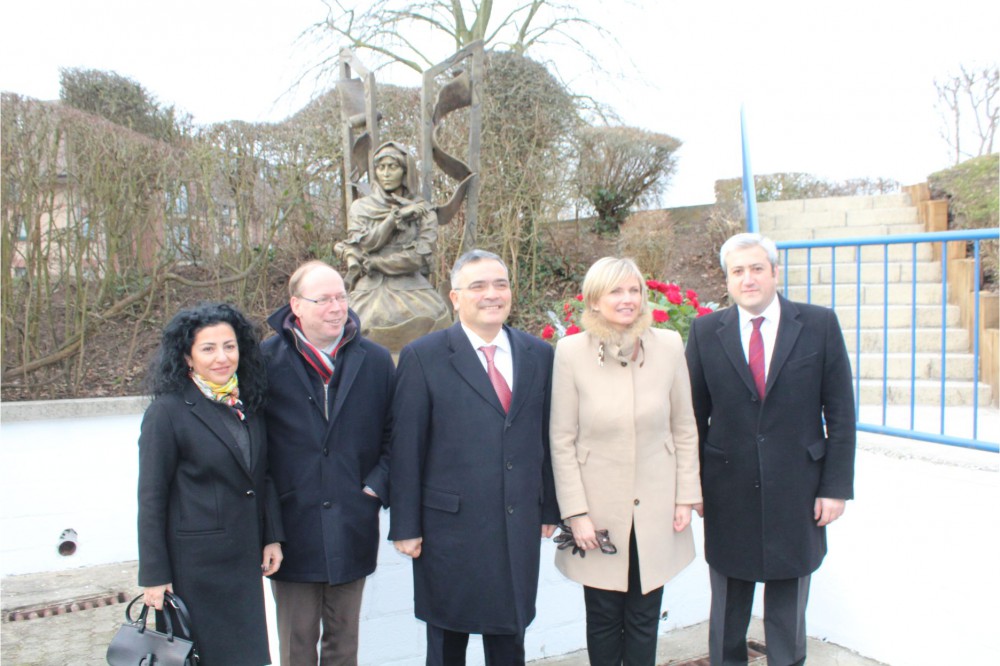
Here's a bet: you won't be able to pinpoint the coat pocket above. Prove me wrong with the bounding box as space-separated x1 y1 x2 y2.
786 351 819 368
704 443 726 460
422 486 460 513
806 439 827 461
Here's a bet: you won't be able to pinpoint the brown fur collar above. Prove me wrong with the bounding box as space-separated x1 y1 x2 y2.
581 308 653 355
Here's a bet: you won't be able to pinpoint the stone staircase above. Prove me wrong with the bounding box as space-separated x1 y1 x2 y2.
757 193 992 406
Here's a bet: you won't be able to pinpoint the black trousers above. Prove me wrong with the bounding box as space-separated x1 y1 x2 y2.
708 566 810 666
583 526 664 665
425 624 525 666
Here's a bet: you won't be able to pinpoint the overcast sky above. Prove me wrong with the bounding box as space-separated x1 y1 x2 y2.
2 0 996 206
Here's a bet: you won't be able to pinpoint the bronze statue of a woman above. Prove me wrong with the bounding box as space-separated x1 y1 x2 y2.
335 141 451 350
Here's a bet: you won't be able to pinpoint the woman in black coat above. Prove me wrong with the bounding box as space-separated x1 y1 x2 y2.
138 302 284 665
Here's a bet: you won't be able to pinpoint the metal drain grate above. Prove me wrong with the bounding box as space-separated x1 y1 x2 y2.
667 639 767 666
6 591 130 622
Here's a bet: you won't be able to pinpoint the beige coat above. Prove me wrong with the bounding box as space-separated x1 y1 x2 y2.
550 323 702 593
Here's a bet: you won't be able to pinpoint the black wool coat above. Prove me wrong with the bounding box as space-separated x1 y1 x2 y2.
388 323 560 635
137 384 284 665
685 295 856 582
262 305 394 585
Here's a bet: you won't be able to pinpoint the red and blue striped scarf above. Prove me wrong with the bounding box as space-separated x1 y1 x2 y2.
283 312 355 385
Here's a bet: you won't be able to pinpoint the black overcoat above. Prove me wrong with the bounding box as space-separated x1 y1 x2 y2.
388 323 560 635
685 295 856 581
137 384 284 665
262 305 394 584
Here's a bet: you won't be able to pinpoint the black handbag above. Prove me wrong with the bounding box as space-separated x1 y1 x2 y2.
107 592 200 665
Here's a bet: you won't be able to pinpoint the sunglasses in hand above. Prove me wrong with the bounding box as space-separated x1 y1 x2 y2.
554 522 618 558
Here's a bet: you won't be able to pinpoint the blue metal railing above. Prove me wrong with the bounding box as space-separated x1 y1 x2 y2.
776 229 999 453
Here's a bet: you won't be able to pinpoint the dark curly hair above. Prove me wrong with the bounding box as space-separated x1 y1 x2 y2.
148 302 267 411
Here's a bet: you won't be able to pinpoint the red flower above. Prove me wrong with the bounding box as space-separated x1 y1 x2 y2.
564 311 575 322
697 306 713 317
542 324 555 340
666 290 683 305
652 309 670 323
686 289 698 301
689 296 700 309
575 294 584 301
565 324 581 335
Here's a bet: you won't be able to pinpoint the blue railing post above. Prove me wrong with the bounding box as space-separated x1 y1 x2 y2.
973 240 982 435
740 105 759 234
909 243 918 430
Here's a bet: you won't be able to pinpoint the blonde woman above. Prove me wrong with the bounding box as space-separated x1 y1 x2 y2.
549 257 702 665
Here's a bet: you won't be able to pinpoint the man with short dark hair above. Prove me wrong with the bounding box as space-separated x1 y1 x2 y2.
389 249 559 665
263 260 395 665
685 233 856 666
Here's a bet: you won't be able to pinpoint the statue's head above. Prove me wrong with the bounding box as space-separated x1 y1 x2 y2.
373 142 417 195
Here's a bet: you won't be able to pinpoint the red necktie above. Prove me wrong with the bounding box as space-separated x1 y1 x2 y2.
749 316 766 400
479 345 512 413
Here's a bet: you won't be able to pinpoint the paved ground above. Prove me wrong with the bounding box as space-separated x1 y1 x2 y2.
1 561 886 666
2 562 138 665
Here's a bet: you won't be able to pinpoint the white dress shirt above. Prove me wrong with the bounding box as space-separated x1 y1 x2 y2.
737 297 781 382
460 325 515 390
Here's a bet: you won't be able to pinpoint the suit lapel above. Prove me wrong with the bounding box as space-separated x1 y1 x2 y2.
506 326 535 422
285 343 328 420
329 342 365 426
447 323 508 417
186 384 253 479
765 295 803 394
716 305 758 397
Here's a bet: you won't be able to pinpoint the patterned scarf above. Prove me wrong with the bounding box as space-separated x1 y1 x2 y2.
190 371 246 421
283 311 355 385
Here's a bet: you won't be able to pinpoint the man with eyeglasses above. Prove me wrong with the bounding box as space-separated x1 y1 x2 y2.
262 260 395 665
390 249 559 665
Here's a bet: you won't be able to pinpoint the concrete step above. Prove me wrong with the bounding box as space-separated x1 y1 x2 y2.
761 208 922 233
849 352 978 380
779 244 935 264
783 261 942 285
758 193 913 215
767 223 925 241
832 304 961 329
842 327 970 354
783 283 946 306
858 379 993 406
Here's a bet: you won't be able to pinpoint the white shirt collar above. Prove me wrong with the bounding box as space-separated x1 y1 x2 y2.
737 295 781 330
460 324 511 354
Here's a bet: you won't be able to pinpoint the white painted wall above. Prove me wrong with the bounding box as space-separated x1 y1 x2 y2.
2 407 997 665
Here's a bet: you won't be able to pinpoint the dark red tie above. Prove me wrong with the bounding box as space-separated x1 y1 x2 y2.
749 316 766 399
479 345 512 413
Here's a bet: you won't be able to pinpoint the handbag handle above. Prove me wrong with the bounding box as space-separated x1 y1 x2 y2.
162 591 195 642
124 595 177 641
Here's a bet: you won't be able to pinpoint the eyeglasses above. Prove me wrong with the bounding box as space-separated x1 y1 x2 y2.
453 280 511 293
296 294 348 306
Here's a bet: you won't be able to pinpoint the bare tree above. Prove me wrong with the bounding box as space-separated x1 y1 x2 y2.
575 126 681 234
936 64 999 165
303 0 610 76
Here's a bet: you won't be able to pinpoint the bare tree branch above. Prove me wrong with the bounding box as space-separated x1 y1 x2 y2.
304 0 609 79
936 63 998 165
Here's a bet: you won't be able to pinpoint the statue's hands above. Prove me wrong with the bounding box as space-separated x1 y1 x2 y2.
398 202 427 222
